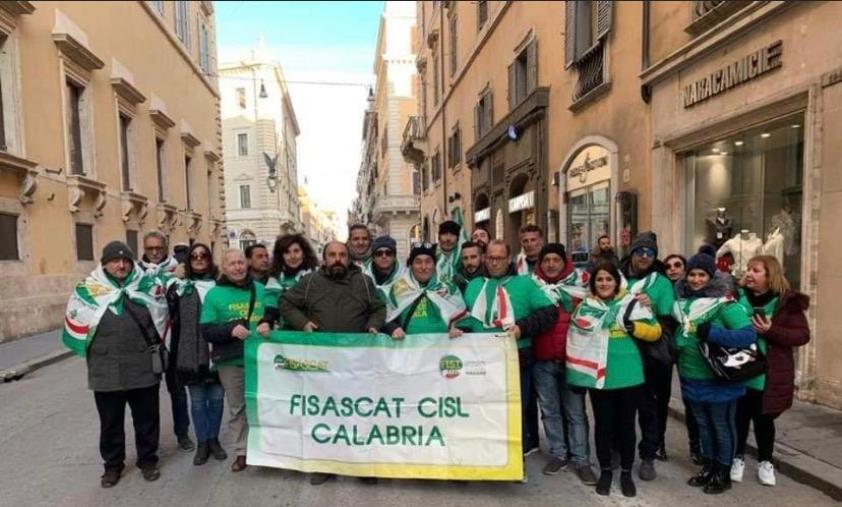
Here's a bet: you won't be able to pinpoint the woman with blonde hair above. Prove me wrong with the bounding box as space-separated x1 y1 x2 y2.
732 255 810 487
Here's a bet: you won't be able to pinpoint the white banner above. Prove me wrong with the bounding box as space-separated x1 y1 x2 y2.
244 332 522 480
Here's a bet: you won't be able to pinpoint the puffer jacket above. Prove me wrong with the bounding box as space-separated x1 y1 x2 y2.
532 259 577 362
761 290 810 414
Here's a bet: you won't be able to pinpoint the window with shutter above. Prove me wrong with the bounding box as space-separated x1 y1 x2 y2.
75 223 94 261
477 1 488 30
564 1 577 69
66 80 85 175
119 113 132 191
185 153 193 210
568 1 611 106
527 40 538 95
449 13 458 76
156 138 166 202
0 213 18 260
507 63 515 111
240 185 251 209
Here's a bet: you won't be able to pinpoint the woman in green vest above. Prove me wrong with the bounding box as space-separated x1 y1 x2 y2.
733 255 810 487
674 253 755 495
566 261 661 498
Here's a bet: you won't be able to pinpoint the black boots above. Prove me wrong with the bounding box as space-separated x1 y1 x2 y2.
620 470 636 497
208 438 228 460
596 470 612 495
703 463 732 494
687 460 715 487
193 442 210 466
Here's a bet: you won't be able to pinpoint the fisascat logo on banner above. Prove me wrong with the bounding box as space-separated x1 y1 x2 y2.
273 354 329 373
439 355 463 379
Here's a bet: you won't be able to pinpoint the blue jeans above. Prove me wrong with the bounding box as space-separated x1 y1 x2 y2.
687 399 738 468
187 383 225 443
533 360 590 464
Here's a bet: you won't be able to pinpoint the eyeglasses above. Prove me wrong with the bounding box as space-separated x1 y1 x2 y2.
191 252 209 260
634 247 656 258
487 256 508 263
667 261 684 269
146 246 165 252
412 242 434 249
374 249 395 258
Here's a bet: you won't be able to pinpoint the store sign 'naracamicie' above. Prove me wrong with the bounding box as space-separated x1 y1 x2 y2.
683 40 783 108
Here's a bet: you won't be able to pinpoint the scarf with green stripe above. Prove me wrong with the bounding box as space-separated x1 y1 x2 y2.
532 267 590 312
567 290 653 389
266 269 310 296
469 276 517 330
436 207 469 286
673 295 734 336
386 270 467 326
63 264 169 357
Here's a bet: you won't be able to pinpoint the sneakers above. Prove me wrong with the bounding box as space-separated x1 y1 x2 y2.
542 456 569 476
638 459 656 481
177 435 196 452
758 461 776 486
730 457 745 483
574 464 599 486
523 445 540 457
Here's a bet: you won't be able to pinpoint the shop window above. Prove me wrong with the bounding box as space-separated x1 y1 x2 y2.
0 212 18 260
568 182 610 259
684 114 804 288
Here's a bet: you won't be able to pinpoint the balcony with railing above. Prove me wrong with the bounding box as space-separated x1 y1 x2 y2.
686 0 752 36
400 115 427 164
570 42 609 111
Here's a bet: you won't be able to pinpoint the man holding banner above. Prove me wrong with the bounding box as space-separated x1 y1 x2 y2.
383 242 466 338
453 239 557 472
280 241 386 485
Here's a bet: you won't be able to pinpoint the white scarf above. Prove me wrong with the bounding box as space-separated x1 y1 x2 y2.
566 291 653 389
386 270 466 326
63 264 169 356
469 276 517 329
139 256 179 276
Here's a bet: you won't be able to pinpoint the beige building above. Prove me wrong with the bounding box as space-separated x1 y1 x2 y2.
353 1 421 260
300 185 339 255
0 1 225 341
407 1 651 257
642 0 842 409
220 42 301 249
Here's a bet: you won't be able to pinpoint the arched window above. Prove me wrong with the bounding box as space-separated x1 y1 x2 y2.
239 230 257 250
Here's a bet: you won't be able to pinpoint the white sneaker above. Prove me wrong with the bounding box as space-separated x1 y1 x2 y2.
731 457 745 482
758 461 776 486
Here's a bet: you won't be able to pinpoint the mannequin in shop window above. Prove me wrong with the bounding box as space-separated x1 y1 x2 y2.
715 229 763 278
706 207 734 249
762 227 785 266
770 201 800 257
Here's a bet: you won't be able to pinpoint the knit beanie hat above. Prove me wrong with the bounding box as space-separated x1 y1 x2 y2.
630 231 659 257
697 244 717 258
371 235 397 253
101 241 135 264
539 243 567 263
407 242 437 266
686 253 716 278
438 220 461 237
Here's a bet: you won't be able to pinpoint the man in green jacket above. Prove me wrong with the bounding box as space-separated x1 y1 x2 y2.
200 249 267 473
619 231 675 481
454 239 557 461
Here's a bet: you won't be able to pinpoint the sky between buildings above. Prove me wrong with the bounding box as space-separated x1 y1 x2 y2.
216 1 385 235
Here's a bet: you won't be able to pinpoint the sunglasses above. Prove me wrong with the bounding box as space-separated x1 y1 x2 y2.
190 252 209 260
667 261 684 269
412 242 434 249
634 247 656 258
374 249 395 258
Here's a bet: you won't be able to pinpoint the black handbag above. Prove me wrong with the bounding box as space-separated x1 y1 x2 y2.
624 299 674 367
210 284 256 363
698 338 767 382
124 301 169 376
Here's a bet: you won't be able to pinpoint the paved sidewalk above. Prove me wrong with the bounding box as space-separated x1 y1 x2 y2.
669 375 842 500
0 328 69 381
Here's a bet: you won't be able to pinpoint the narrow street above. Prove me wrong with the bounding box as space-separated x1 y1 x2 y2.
0 357 835 507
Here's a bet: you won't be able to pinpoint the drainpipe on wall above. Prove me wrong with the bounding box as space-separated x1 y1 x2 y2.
641 1 652 103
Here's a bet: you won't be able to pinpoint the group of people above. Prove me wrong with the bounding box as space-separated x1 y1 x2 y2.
64 221 810 498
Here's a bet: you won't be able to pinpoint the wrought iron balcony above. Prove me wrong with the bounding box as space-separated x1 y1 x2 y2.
572 42 605 104
401 115 427 164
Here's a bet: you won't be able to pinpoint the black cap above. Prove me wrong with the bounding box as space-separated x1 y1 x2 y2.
539 243 567 262
372 235 397 253
407 242 437 266
438 220 461 237
686 253 716 278
630 231 659 257
101 241 135 264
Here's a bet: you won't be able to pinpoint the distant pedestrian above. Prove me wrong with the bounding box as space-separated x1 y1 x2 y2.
588 235 619 267
167 243 227 466
245 244 270 285
732 255 810 487
347 224 373 267
62 241 169 487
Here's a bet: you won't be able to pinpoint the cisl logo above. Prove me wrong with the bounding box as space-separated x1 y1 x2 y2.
439 355 463 379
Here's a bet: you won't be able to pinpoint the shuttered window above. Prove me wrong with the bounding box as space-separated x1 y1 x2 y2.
508 39 538 110
76 224 94 261
565 0 613 68
0 213 18 260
